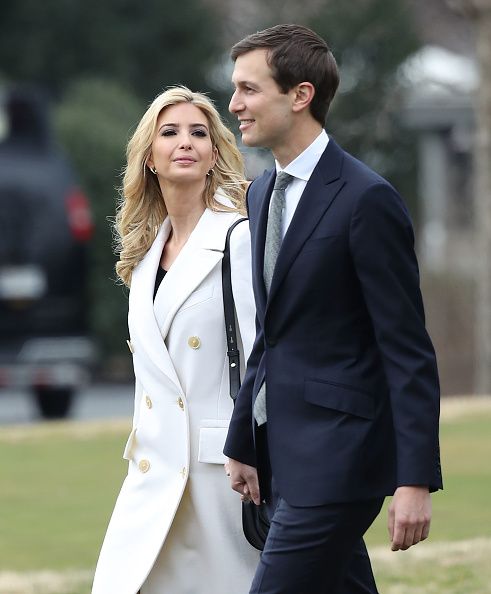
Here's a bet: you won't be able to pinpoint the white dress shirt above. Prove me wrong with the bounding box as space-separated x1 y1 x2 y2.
275 129 329 239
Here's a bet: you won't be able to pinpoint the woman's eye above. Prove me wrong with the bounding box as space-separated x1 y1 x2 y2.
161 129 176 136
192 129 207 137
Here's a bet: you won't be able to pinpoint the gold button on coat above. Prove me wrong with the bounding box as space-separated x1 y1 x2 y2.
177 397 184 410
145 395 152 409
138 459 150 473
188 336 201 349
180 466 187 478
126 339 134 354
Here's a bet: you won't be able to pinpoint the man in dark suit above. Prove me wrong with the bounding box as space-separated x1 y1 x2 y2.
224 24 442 594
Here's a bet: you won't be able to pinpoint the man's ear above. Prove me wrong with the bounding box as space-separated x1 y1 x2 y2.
291 82 315 113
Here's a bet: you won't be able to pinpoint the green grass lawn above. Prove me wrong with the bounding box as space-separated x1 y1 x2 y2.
365 398 491 593
0 398 490 594
0 420 130 573
366 400 491 546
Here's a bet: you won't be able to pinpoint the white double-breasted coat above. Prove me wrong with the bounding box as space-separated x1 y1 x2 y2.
92 198 259 594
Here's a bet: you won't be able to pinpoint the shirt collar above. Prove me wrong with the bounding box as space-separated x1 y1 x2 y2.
275 129 329 182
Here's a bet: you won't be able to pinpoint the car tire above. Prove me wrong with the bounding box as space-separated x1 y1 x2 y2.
33 387 74 419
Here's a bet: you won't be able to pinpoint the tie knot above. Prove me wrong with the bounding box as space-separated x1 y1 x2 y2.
273 171 294 192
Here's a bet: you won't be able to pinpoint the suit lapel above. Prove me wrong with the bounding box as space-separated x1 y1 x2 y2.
250 171 275 319
267 141 346 306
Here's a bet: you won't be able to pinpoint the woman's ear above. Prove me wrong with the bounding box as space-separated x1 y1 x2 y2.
211 146 218 168
291 82 315 113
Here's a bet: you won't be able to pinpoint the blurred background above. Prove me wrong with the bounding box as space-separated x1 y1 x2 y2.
1 0 489 418
0 0 490 592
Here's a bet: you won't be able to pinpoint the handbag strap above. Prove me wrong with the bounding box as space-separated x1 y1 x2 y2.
222 217 248 402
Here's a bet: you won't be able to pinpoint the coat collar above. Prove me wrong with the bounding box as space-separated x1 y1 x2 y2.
129 194 241 392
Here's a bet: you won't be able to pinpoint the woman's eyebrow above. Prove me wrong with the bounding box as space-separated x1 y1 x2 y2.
158 122 209 131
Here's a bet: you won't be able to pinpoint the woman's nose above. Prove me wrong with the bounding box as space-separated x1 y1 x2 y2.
178 134 192 149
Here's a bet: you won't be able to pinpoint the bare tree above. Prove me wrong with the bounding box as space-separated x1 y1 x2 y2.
448 0 491 394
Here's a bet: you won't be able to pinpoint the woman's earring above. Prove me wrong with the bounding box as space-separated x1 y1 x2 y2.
150 166 157 175
206 168 214 177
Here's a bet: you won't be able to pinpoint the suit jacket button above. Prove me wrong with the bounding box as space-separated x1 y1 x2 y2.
138 459 150 473
177 397 184 410
145 395 152 409
188 336 201 349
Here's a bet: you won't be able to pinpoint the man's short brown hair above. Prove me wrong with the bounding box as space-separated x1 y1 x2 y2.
231 24 339 126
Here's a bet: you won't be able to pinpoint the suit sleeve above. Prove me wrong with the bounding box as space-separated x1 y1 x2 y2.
349 183 442 491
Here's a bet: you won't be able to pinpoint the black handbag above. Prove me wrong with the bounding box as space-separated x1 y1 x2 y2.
222 217 270 551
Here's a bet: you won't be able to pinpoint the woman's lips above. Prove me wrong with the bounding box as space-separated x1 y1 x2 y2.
173 157 196 164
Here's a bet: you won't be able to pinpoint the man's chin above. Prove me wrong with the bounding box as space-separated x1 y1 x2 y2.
240 133 259 147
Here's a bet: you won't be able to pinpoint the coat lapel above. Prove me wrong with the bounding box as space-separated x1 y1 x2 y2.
129 219 183 392
267 141 345 307
154 207 231 339
129 202 239 393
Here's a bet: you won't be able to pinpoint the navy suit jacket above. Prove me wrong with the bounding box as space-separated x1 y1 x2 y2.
224 139 442 507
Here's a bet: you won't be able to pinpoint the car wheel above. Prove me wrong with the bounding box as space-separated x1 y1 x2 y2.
33 387 74 419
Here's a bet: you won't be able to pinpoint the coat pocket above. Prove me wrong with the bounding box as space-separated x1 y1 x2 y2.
122 427 137 460
198 419 230 464
304 379 375 420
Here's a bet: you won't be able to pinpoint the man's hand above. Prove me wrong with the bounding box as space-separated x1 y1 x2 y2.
225 458 261 505
388 486 432 551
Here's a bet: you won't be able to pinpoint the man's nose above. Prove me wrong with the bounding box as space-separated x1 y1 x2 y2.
229 91 242 114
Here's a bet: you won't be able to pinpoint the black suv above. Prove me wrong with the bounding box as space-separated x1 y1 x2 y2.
0 87 95 418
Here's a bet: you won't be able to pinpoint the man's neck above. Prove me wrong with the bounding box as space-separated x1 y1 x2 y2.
272 120 323 168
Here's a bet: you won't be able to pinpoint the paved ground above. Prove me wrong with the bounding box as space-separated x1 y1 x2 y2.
2 389 489 426
0 383 134 424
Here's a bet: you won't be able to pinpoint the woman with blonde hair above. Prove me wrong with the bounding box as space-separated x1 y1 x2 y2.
92 86 258 594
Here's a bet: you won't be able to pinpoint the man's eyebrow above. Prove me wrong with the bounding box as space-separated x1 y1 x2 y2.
233 80 259 89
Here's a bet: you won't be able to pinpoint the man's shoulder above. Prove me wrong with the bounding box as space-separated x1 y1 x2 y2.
246 168 274 213
328 142 389 190
249 168 274 192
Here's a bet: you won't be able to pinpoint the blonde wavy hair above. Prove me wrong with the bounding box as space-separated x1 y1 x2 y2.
115 86 247 286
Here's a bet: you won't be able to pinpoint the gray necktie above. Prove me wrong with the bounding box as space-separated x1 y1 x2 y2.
254 171 294 425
